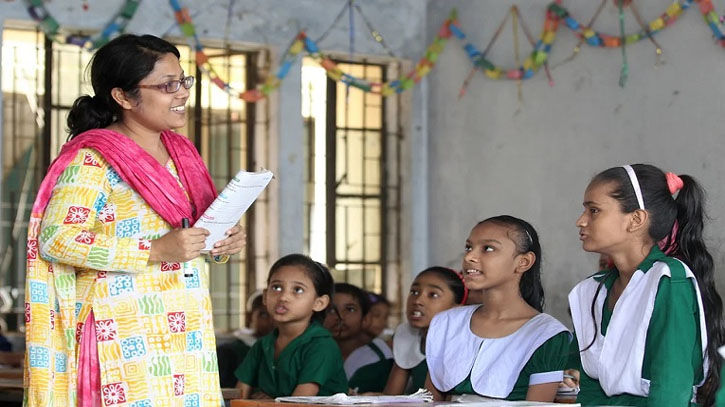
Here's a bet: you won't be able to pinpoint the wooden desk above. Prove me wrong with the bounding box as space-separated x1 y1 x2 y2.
232 401 307 407
231 401 448 407
230 401 578 407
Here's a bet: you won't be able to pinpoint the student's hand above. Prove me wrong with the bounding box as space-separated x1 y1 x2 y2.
562 369 580 388
210 224 246 257
236 382 252 399
291 383 321 397
149 227 210 262
250 390 271 399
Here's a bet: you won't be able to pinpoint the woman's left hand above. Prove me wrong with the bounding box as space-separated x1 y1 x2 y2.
210 224 246 256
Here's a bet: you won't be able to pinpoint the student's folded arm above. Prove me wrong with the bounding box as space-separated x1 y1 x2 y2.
236 382 252 399
383 363 410 395
525 382 559 402
234 341 264 396
292 383 321 397
525 331 571 402
424 373 445 401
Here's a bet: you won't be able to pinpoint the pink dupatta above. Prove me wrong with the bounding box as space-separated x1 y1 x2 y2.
31 129 216 226
24 129 216 407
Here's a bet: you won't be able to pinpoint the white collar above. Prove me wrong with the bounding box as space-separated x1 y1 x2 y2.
569 259 707 397
393 322 425 369
426 305 568 398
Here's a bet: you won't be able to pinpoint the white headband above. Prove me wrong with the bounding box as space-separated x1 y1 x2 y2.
622 165 645 210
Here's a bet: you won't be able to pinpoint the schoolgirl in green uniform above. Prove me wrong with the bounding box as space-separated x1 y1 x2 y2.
326 283 393 393
342 292 395 394
384 267 467 394
235 254 348 398
570 164 725 406
425 216 570 402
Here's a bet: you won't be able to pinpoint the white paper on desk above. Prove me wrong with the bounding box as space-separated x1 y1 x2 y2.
443 393 580 406
275 389 433 404
194 169 273 252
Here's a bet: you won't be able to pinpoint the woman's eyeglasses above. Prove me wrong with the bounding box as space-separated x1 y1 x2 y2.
138 75 195 93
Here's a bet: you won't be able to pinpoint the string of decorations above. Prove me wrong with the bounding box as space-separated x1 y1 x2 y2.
238 10 457 102
23 0 140 50
169 0 250 97
306 11 452 96
455 5 559 90
555 0 691 51
22 0 725 96
553 0 724 53
700 0 725 46
238 0 725 96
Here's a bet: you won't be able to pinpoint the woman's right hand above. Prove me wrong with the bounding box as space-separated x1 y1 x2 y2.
149 227 210 263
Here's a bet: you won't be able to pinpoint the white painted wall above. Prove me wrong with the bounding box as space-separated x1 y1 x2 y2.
426 0 725 324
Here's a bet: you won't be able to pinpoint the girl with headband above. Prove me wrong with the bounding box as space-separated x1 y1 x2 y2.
570 164 723 406
425 216 570 402
383 267 467 394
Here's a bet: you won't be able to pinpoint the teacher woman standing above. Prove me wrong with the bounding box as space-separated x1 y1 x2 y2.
23 34 245 407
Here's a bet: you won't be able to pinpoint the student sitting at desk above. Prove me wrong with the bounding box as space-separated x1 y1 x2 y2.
235 254 348 398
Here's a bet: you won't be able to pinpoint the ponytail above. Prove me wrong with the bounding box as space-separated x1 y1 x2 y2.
673 175 724 406
66 95 116 139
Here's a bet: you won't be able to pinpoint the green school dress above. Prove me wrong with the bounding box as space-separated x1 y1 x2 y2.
235 321 348 397
426 306 570 400
409 360 428 393
569 247 705 406
449 332 570 400
347 339 394 393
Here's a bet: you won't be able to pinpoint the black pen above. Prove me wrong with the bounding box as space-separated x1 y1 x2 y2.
181 218 193 277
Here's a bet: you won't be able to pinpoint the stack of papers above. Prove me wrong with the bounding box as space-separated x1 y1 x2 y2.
275 389 433 404
194 169 273 252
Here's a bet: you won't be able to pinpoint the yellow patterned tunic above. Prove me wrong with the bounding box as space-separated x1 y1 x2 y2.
27 148 221 406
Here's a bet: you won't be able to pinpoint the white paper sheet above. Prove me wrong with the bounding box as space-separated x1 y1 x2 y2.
443 393 580 406
275 389 433 404
193 169 273 252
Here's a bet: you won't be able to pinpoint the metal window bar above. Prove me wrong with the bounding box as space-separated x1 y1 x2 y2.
325 60 389 294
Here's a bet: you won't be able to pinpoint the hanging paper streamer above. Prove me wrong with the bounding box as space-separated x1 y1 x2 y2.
24 0 141 50
167 0 451 102
699 0 725 46
456 4 560 85
237 9 456 101
27 0 725 99
301 10 455 96
553 0 725 48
